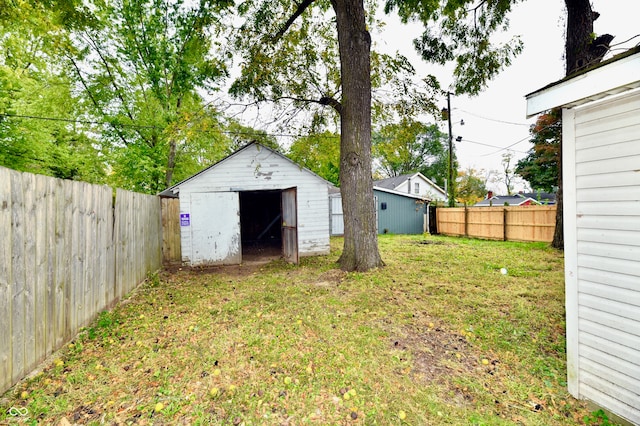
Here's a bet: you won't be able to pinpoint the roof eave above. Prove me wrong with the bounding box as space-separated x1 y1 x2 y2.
526 47 640 117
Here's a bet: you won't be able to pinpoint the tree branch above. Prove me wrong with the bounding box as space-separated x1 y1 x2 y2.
66 55 131 147
318 96 342 115
273 0 317 41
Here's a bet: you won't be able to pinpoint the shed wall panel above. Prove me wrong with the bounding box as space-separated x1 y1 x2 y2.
568 88 640 424
579 294 640 322
376 191 425 235
580 320 640 356
579 371 640 421
577 170 640 189
578 382 640 425
578 268 638 292
578 335 639 380
578 254 640 281
573 122 640 151
578 240 640 262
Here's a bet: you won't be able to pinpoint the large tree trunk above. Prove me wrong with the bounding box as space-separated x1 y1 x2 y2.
554 0 611 249
332 0 383 271
565 0 596 76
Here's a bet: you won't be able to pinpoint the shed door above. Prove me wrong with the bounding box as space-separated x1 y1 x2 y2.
190 192 241 265
281 187 298 264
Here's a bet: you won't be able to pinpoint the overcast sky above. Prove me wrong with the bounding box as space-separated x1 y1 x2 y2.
379 0 638 193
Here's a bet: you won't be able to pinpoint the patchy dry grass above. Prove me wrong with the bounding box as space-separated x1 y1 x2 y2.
1 235 610 425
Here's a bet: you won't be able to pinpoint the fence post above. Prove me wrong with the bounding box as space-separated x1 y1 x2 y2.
464 206 469 237
503 208 507 241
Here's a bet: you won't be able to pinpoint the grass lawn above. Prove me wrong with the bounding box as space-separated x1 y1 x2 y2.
1 235 611 425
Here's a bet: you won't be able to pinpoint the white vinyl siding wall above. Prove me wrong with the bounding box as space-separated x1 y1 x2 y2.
564 89 640 424
176 145 330 264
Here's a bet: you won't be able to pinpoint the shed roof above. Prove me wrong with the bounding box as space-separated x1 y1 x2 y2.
329 185 430 201
159 142 335 198
526 46 640 117
373 186 429 201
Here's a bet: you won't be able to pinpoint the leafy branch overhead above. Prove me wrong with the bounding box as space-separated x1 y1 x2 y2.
385 0 523 95
230 0 441 132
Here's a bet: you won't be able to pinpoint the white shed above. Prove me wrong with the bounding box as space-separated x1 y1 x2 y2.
526 47 640 425
160 143 332 265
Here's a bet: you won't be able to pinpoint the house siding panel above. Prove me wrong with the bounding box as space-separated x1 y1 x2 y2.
579 268 638 292
578 240 640 262
569 89 640 424
580 371 640 416
577 253 640 279
577 186 640 202
175 145 329 264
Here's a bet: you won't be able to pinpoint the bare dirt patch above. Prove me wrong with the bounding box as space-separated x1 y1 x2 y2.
310 269 347 287
391 325 477 382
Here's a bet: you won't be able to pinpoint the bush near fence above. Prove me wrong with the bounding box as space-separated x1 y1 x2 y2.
436 205 557 242
0 166 162 395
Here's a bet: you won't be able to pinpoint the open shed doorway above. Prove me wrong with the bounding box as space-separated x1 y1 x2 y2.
239 190 283 261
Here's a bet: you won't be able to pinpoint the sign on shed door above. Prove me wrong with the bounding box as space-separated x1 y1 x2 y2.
190 192 241 265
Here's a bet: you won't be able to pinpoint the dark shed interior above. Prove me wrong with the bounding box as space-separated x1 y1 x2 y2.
239 190 282 259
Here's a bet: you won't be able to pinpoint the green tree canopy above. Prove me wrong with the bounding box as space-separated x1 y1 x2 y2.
288 131 340 185
515 110 561 193
457 168 488 205
67 0 235 193
372 119 448 185
0 0 105 182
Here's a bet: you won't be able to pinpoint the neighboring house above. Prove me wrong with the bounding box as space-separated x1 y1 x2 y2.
521 191 556 205
374 172 447 203
526 46 640 425
159 143 332 266
473 192 541 207
330 186 428 236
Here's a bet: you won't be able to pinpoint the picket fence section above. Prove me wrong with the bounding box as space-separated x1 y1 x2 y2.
0 167 162 395
437 205 557 242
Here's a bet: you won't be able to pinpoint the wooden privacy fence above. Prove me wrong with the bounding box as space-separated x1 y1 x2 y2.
436 205 557 242
0 166 162 395
161 198 181 264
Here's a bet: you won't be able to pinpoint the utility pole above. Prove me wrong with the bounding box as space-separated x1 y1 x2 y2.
446 92 455 207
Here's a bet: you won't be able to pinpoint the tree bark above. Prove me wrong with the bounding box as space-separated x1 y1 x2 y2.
331 0 383 271
564 0 595 76
551 119 563 249
554 0 612 249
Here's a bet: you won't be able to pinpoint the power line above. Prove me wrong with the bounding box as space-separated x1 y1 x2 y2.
456 109 531 126
478 134 533 156
458 137 527 154
0 112 312 139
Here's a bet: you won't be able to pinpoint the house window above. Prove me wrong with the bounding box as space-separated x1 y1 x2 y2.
414 182 420 194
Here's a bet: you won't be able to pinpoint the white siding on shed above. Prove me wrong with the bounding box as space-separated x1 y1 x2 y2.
171 144 330 265
563 89 640 424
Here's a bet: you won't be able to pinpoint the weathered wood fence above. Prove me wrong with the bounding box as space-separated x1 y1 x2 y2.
436 206 557 242
0 167 162 395
161 198 181 264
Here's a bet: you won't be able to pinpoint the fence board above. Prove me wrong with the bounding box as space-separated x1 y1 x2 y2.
34 175 48 367
0 167 12 393
0 166 162 395
437 206 557 242
10 170 26 385
70 181 81 333
23 173 37 378
161 198 181 264
45 178 55 359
